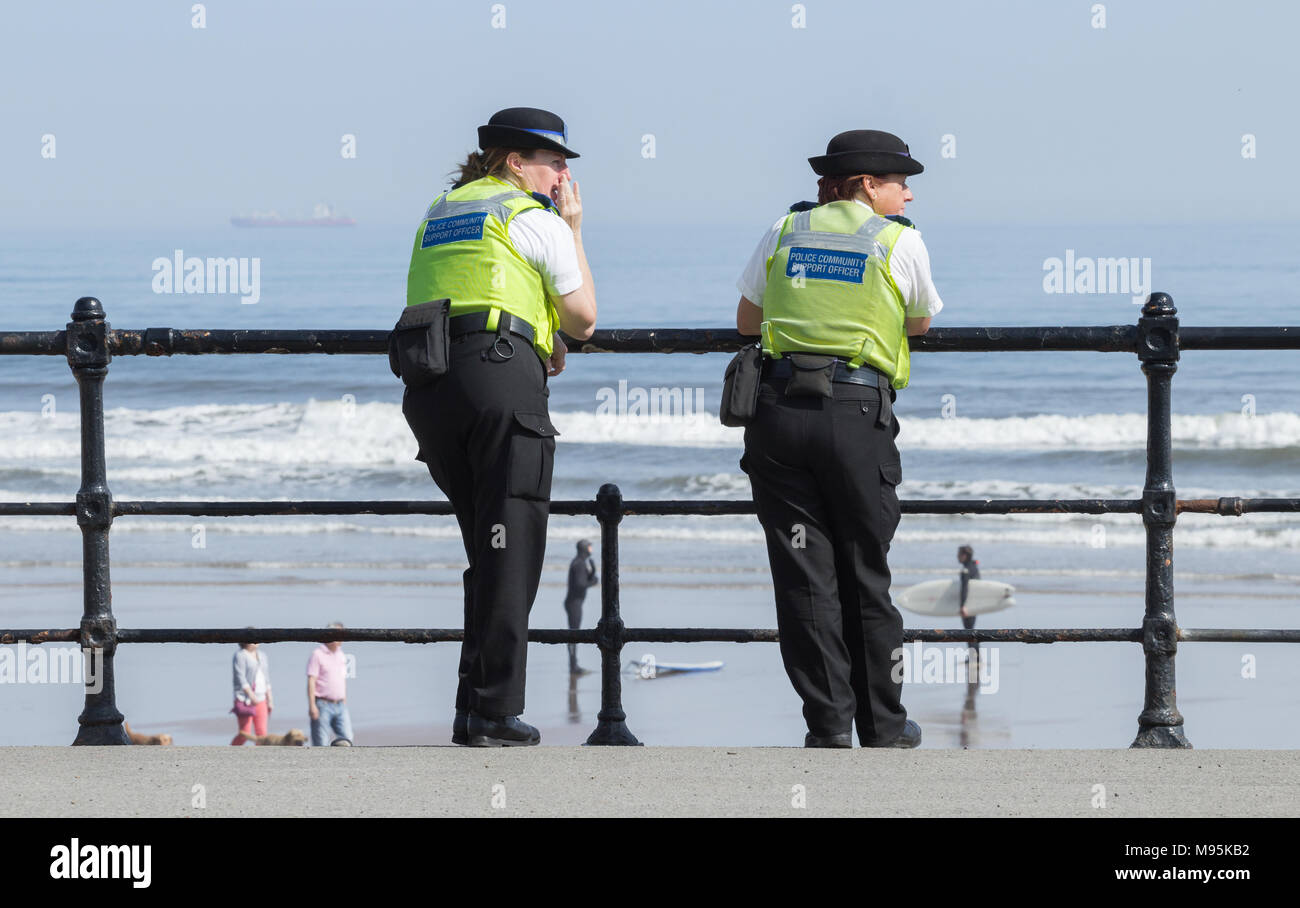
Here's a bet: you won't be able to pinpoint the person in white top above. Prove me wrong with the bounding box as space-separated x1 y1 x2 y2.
401 108 597 748
734 129 941 750
736 167 942 331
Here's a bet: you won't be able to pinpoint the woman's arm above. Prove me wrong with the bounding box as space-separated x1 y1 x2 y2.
737 297 763 336
555 178 596 340
897 230 941 337
556 285 596 340
233 651 251 697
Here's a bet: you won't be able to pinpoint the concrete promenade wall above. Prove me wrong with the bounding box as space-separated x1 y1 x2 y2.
1 748 1295 818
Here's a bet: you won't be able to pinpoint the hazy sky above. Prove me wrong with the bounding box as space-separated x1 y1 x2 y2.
2 0 1296 228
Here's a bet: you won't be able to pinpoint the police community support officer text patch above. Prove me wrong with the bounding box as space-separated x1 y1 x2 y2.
421 212 488 249
785 247 868 283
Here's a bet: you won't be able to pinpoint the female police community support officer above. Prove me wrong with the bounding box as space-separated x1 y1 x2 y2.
402 108 597 746
735 130 943 748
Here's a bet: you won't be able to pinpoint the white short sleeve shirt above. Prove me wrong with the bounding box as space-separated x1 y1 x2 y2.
737 199 943 319
508 207 583 298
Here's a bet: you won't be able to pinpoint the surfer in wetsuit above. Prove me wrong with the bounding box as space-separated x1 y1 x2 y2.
565 539 598 675
958 545 980 657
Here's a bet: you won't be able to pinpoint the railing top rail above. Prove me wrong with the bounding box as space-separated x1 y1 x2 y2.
7 627 1300 647
5 324 1300 357
4 497 1299 519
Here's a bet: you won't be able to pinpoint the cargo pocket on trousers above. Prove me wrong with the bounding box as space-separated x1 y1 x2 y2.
880 460 902 543
507 411 559 500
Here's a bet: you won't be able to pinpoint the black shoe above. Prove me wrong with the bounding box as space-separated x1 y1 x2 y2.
452 711 468 746
804 731 853 748
570 665 593 676
468 713 541 747
866 719 921 749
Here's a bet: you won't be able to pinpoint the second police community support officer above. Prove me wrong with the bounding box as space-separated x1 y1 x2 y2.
402 108 597 746
735 130 943 748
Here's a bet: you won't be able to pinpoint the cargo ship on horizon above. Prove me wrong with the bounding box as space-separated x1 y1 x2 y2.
231 202 356 227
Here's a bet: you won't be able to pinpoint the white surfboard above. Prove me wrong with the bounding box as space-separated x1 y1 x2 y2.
628 654 724 679
894 579 1015 617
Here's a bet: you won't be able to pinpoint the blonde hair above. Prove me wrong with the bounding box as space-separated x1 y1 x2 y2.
451 147 534 189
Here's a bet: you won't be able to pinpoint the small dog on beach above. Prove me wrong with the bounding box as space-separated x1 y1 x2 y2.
238 728 308 746
123 722 173 745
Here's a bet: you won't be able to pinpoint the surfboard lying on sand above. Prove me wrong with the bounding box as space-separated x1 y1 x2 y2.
894 579 1015 617
627 654 724 679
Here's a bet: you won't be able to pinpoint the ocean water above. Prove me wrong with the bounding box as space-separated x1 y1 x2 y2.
1 220 1298 747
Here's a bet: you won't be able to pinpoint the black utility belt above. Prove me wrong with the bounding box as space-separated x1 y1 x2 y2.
391 305 538 385
762 357 887 387
719 347 894 429
761 353 893 427
449 311 536 346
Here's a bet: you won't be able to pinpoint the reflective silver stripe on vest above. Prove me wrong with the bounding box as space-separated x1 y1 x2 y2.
423 189 530 224
856 214 891 240
778 211 892 258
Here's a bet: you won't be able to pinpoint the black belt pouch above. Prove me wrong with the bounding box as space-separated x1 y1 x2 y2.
783 353 837 399
389 298 451 388
720 343 762 427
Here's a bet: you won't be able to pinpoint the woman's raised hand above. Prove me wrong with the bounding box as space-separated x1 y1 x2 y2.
557 176 582 233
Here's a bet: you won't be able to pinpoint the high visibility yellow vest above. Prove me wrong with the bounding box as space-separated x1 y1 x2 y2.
760 201 911 389
406 175 560 360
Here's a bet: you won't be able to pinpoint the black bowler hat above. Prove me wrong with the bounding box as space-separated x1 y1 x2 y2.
478 107 580 159
808 129 923 177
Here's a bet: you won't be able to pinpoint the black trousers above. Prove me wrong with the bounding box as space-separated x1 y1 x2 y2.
401 332 555 718
741 375 907 744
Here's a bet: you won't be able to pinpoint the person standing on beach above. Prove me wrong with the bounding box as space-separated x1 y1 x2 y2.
231 639 273 745
565 539 599 675
958 545 980 659
307 622 353 746
401 108 597 747
735 130 942 748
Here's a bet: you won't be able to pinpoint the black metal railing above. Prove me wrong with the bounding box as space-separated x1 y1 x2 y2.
2 294 1299 747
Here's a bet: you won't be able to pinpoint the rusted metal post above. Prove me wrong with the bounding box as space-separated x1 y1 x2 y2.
66 298 129 745
585 484 641 745
1132 293 1190 748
